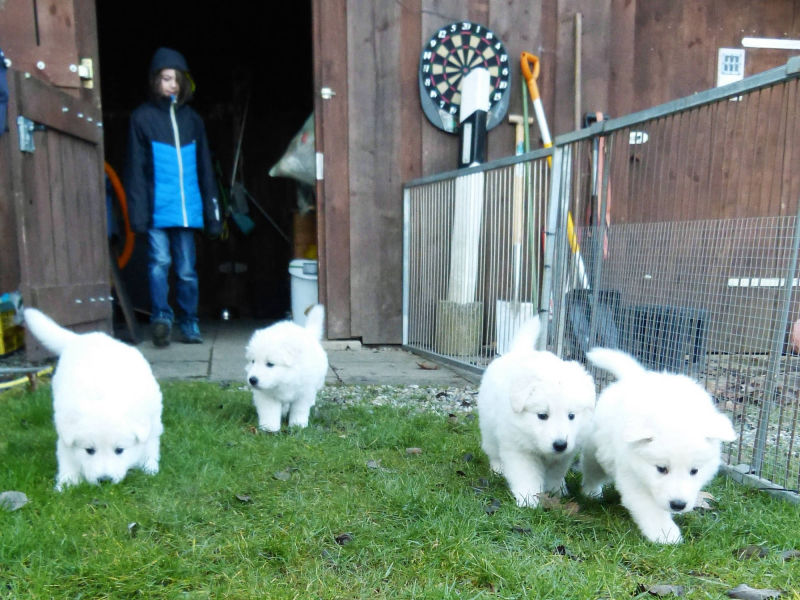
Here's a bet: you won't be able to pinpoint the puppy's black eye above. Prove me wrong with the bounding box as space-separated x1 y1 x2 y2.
537 413 548 421
85 448 96 456
115 448 124 455
656 465 669 475
568 412 575 420
266 362 275 368
689 468 698 476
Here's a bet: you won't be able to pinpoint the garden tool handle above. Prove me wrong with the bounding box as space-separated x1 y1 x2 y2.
520 52 541 101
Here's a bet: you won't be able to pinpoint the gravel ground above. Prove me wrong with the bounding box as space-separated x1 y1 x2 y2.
319 384 479 416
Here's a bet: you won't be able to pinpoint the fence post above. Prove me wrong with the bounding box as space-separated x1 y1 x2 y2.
402 187 411 346
752 212 800 477
539 146 563 351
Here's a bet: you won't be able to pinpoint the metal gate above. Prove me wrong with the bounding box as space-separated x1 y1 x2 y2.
403 57 800 498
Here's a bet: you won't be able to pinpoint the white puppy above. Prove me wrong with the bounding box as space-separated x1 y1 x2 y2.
477 316 596 507
245 304 328 432
581 348 736 544
24 308 163 491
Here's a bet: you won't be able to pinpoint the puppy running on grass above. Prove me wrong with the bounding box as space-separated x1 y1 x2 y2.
24 308 163 491
245 304 328 432
477 315 596 507
581 348 736 544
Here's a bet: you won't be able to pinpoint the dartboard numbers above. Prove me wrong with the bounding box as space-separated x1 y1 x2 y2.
418 21 511 133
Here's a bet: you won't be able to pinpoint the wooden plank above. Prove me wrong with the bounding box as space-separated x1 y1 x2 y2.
16 72 102 142
0 110 21 292
312 0 351 339
347 0 405 343
28 282 111 324
45 132 70 284
0 0 79 89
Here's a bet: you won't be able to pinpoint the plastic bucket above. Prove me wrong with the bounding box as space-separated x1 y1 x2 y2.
288 259 318 324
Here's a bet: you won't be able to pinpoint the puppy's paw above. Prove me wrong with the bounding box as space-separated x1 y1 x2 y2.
55 474 79 492
640 518 683 544
582 484 604 499
514 491 541 508
141 461 160 475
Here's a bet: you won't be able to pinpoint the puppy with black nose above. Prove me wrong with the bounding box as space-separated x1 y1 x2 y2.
245 305 328 432
477 316 596 507
24 308 163 490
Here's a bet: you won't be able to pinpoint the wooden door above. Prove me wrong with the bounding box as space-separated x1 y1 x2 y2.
311 0 351 339
0 0 109 356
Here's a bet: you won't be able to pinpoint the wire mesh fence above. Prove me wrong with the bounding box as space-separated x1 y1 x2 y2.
403 58 800 495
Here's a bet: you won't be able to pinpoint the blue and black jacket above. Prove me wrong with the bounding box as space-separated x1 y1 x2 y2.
124 80 220 234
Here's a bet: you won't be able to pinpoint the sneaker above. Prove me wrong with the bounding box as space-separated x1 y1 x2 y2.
178 321 203 344
152 320 171 347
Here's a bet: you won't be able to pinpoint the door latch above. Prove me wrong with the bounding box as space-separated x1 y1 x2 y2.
320 87 336 100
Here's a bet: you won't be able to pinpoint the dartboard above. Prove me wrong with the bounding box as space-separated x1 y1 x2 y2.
418 21 511 133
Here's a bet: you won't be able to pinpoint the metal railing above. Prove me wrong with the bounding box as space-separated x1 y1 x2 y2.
403 57 800 497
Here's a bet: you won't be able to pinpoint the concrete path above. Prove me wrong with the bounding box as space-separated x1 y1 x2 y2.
136 318 479 387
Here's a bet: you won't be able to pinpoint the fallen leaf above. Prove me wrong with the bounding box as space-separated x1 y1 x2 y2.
417 361 439 371
725 583 782 599
463 453 474 462
334 533 353 546
127 522 139 538
511 526 532 535
484 498 501 515
734 545 769 560
273 470 292 481
553 545 582 562
695 491 716 510
235 494 252 503
0 491 28 511
455 470 467 477
366 459 394 473
779 549 800 561
639 583 684 597
405 447 422 455
537 493 581 515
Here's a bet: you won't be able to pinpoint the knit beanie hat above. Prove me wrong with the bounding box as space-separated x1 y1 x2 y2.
149 47 189 75
149 47 195 93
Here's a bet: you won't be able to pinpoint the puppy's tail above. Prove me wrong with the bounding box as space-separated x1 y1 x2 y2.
23 308 80 356
303 304 325 341
508 314 542 354
586 347 646 380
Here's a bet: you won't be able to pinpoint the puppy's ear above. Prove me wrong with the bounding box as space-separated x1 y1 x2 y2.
132 420 151 443
57 412 82 446
706 412 736 442
510 382 536 413
623 422 655 445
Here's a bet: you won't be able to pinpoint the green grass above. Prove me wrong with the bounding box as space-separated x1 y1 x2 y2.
1 380 799 599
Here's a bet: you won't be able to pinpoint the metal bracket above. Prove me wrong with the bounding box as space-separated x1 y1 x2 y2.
17 116 35 152
16 116 46 153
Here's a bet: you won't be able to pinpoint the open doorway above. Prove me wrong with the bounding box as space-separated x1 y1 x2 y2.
97 2 314 327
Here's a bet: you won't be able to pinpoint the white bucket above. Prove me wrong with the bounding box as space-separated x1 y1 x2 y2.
288 259 318 325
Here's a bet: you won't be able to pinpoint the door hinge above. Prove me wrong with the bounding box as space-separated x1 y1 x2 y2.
77 58 94 89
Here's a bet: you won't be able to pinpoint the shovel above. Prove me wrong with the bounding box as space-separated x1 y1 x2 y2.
496 114 536 355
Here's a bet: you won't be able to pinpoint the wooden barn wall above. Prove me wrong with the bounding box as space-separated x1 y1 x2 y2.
327 0 800 344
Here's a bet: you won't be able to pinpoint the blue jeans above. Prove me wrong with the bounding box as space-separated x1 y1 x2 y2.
147 228 199 327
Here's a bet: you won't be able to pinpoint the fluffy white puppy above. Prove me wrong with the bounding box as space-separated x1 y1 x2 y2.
23 308 163 491
581 348 736 544
477 316 596 507
245 304 328 432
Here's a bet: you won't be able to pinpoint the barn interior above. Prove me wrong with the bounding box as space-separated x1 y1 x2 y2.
96 2 314 325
